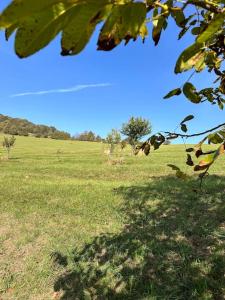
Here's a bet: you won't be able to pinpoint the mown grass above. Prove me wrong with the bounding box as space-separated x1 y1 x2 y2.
0 135 224 299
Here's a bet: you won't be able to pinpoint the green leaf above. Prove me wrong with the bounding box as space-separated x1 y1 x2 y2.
167 164 188 179
0 0 110 27
5 23 17 40
181 124 188 132
152 15 165 46
143 143 151 155
14 3 76 58
186 154 194 166
186 148 194 153
176 170 188 179
194 136 208 158
175 43 204 73
167 164 180 171
171 9 185 28
0 0 64 27
97 2 147 51
181 115 194 124
205 51 221 69
194 143 225 171
163 88 181 99
218 99 224 110
191 26 201 35
208 133 224 144
197 12 225 44
194 52 205 72
61 4 110 56
183 82 201 104
219 130 225 138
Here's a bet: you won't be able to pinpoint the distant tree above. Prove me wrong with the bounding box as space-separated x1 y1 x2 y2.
51 131 71 140
121 117 152 152
106 129 121 155
74 131 102 142
2 136 16 159
95 135 102 142
164 140 171 145
86 131 96 142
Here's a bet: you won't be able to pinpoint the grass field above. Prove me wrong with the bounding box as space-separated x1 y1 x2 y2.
0 135 225 300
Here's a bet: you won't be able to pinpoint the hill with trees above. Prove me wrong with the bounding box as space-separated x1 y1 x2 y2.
0 114 71 140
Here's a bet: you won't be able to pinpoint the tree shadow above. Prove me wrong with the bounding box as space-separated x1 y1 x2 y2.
53 176 225 299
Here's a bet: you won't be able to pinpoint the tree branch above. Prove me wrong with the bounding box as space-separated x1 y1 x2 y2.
165 122 225 138
186 0 224 13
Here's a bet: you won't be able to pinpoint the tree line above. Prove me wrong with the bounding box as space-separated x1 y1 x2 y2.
73 131 103 142
0 113 164 148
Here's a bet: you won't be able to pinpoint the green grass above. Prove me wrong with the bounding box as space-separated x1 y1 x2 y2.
0 135 224 299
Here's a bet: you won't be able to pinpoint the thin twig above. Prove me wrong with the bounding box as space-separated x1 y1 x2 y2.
164 122 225 138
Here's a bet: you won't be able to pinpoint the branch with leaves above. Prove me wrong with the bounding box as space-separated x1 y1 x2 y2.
138 115 225 186
164 121 225 138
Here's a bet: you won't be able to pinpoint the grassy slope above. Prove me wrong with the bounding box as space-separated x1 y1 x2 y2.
0 136 224 299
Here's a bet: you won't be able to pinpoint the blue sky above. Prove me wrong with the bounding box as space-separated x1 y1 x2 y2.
0 1 224 142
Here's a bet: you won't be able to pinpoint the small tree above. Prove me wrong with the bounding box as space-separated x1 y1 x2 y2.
106 129 121 155
121 117 152 152
2 136 16 159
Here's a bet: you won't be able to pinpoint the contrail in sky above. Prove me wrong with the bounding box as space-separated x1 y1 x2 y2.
10 83 111 98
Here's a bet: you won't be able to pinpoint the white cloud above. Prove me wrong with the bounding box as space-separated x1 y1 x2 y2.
10 83 111 98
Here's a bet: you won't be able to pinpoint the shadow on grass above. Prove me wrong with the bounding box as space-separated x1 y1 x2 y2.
53 176 225 299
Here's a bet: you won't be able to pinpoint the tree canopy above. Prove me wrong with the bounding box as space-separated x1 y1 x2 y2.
121 117 152 150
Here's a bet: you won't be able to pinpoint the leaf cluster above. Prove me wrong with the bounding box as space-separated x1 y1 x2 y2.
121 117 152 146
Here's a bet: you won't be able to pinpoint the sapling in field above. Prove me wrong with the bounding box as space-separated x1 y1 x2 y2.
104 129 125 164
106 129 121 156
2 136 16 159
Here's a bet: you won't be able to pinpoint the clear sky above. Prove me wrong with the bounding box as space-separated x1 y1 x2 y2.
0 1 224 142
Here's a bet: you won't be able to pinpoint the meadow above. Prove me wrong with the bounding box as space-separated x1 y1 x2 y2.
0 135 225 300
